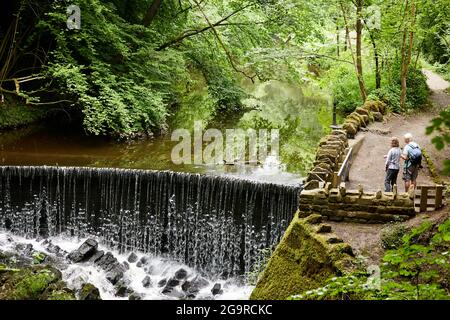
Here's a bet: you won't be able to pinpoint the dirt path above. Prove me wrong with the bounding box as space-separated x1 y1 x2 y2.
347 70 450 191
328 70 449 266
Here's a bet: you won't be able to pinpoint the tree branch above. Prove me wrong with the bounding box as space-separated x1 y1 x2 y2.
156 3 254 51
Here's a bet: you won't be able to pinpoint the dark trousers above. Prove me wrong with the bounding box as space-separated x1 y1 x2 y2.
384 169 399 192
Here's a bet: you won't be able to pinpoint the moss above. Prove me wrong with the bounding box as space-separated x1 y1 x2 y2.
250 213 357 300
79 283 101 300
422 148 443 184
0 266 66 300
0 94 47 130
381 223 411 250
47 290 76 300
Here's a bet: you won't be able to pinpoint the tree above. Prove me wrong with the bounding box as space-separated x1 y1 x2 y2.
400 0 417 110
142 0 163 27
339 0 367 102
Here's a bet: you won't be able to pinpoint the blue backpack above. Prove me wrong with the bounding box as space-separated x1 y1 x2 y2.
407 143 422 166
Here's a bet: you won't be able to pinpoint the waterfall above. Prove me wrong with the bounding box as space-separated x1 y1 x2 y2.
0 166 300 278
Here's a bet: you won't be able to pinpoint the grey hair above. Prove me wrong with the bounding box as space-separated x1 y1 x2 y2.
404 133 413 140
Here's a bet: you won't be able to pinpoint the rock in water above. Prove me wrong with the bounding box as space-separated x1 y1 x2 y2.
88 250 104 263
139 256 149 265
162 287 186 299
211 283 223 295
95 252 117 271
127 252 138 263
142 276 152 288
67 239 98 263
106 268 124 285
79 283 101 300
129 293 143 300
158 279 167 287
166 278 180 288
174 268 188 280
115 281 134 297
182 276 209 297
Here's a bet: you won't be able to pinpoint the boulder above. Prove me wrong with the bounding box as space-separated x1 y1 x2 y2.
95 252 117 271
211 283 223 295
166 277 180 288
67 239 98 263
88 250 104 263
181 276 209 296
79 283 101 300
372 111 383 122
139 256 149 266
106 267 124 285
174 268 188 280
158 278 167 287
343 122 357 138
162 287 186 299
142 275 152 288
115 281 134 297
129 293 143 300
127 252 138 263
355 107 369 116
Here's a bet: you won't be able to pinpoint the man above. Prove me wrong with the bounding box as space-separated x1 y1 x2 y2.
401 133 422 192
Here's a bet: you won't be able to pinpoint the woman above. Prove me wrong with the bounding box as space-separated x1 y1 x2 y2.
384 137 401 192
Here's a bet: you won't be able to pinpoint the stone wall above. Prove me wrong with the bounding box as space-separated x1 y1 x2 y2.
298 184 415 223
250 213 358 300
304 99 387 189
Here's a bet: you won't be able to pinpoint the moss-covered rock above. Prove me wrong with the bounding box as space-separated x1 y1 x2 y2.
0 265 75 300
250 213 358 300
79 283 101 300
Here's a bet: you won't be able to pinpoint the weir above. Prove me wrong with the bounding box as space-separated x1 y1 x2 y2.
0 166 300 278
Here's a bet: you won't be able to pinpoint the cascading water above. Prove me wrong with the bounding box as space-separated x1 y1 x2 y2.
0 166 300 281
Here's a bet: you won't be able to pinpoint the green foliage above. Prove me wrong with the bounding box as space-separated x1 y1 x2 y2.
289 219 450 300
419 0 450 65
381 223 410 250
427 107 450 175
367 85 402 113
381 220 450 300
290 272 379 300
368 62 429 113
4 0 328 138
32 252 46 264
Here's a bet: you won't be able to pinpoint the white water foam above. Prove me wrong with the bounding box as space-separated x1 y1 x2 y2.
0 232 254 300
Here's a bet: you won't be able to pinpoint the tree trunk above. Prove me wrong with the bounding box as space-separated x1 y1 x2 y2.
336 21 340 57
339 0 367 102
400 0 416 110
364 19 381 89
344 26 349 51
142 0 162 27
356 0 365 94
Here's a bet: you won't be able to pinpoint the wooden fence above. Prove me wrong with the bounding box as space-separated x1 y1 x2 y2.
415 185 445 212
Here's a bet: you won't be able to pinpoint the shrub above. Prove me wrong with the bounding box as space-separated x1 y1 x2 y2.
390 61 429 110
368 85 402 113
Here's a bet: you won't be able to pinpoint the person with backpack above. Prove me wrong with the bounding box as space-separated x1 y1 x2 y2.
384 137 401 192
401 133 422 192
